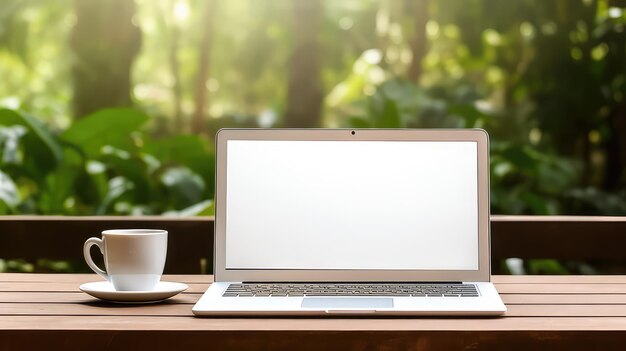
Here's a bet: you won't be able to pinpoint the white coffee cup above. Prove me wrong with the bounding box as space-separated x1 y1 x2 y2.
83 229 168 291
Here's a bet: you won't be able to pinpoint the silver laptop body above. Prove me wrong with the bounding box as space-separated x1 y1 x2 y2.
193 129 506 316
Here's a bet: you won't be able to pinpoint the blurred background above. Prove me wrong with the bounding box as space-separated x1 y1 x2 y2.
0 0 625 217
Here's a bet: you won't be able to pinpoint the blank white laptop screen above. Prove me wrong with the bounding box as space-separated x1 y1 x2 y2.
225 140 478 270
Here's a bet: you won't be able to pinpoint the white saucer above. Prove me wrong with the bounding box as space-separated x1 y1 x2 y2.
79 281 188 303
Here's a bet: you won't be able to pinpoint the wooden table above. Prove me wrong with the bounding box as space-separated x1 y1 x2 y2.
2 274 626 350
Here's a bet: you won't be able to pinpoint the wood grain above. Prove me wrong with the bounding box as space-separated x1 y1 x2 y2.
4 303 626 318
0 292 201 304
493 275 626 284
496 283 626 294
2 330 626 351
6 273 626 284
4 291 626 305
0 273 213 284
502 294 626 304
0 282 209 293
5 279 626 294
3 315 626 331
4 292 626 305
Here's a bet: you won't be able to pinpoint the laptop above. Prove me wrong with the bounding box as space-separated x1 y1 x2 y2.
193 128 506 316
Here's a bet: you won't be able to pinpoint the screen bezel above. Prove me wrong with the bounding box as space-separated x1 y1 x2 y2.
214 129 491 282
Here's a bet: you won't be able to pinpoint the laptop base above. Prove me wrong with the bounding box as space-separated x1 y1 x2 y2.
192 281 506 316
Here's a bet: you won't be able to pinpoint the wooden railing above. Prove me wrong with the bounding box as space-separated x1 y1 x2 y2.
0 216 213 274
1 215 625 274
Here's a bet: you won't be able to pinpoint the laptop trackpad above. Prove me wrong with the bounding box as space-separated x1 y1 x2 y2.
301 298 393 309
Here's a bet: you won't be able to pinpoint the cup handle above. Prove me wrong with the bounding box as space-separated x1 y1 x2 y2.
83 237 109 281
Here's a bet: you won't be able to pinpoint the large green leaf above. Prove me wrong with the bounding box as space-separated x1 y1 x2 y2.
0 109 63 174
61 108 149 157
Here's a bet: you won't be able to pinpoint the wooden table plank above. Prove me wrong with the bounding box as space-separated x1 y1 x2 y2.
505 305 626 317
4 291 626 306
2 330 626 351
497 283 626 294
0 282 209 293
493 275 626 284
3 315 626 331
0 303 194 316
4 303 626 317
5 273 626 285
0 292 201 304
502 294 626 304
5 281 626 295
4 273 626 287
0 273 211 284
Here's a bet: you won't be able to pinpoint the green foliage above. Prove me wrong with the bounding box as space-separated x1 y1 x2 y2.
0 108 63 175
502 257 574 275
526 259 570 275
490 143 581 214
0 108 214 215
0 0 625 217
0 258 34 273
1 0 625 276
566 188 626 215
62 109 149 157
0 258 89 273
334 76 607 215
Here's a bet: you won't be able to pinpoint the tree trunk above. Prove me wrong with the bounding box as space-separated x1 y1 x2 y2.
406 0 429 83
169 2 183 133
70 0 141 119
283 0 323 128
191 0 215 135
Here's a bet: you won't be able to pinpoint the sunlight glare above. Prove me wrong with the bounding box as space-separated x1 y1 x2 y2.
426 20 440 39
206 78 220 92
519 22 535 39
258 109 276 128
339 17 354 30
362 49 382 65
174 0 190 23
529 128 542 145
591 43 609 61
608 7 623 19
484 29 502 46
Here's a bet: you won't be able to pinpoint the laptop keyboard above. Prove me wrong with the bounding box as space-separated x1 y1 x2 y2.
223 283 479 297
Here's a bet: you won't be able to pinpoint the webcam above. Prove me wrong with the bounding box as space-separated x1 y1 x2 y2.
351 130 356 135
